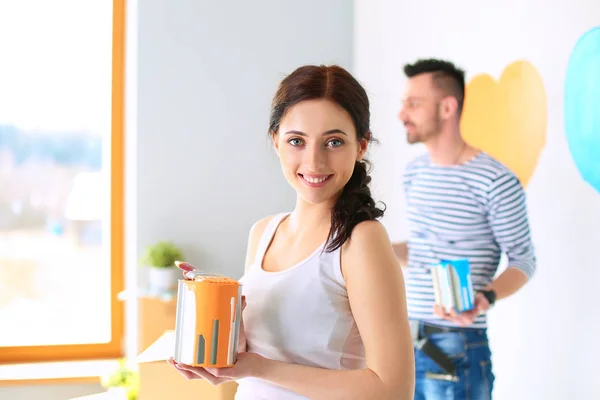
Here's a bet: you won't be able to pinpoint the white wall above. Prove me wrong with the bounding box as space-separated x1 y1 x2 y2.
136 0 354 280
354 0 600 399
5 1 354 399
131 0 353 354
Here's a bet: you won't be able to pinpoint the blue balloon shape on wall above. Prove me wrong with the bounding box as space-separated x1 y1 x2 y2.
565 26 600 194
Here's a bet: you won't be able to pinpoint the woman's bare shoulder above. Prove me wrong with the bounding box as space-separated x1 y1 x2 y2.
244 214 278 271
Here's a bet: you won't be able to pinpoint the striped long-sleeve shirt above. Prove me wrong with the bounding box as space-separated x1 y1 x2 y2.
403 151 536 328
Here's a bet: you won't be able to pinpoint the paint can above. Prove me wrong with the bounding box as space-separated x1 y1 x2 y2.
173 274 242 368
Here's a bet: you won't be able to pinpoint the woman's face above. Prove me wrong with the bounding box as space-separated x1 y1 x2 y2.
272 99 367 206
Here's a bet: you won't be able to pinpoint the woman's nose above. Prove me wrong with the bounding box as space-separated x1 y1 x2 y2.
304 144 326 171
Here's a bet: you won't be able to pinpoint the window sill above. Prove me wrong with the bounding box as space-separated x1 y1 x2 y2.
0 359 120 386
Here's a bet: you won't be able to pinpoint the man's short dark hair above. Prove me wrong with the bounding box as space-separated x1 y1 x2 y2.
404 59 466 114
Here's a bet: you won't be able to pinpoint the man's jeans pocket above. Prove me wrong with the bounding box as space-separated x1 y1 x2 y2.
428 332 467 360
416 332 468 399
414 330 494 400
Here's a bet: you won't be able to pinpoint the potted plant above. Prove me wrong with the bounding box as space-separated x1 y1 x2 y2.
140 240 184 293
100 358 139 400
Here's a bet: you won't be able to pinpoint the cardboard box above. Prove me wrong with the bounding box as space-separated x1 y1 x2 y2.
137 330 238 400
139 296 177 350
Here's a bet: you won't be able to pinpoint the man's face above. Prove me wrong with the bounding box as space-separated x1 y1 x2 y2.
398 73 443 144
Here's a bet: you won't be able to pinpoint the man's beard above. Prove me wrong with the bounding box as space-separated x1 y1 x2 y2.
405 114 442 145
406 129 422 144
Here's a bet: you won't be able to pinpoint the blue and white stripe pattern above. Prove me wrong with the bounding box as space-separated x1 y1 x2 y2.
403 152 536 328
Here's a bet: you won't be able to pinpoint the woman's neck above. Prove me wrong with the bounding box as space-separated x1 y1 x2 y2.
286 197 334 237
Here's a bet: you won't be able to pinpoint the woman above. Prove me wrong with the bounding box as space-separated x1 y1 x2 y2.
169 65 415 399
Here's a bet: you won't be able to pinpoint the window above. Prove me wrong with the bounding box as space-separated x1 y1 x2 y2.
0 0 125 363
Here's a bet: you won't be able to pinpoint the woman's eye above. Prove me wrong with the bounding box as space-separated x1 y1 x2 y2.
288 138 304 146
327 139 343 147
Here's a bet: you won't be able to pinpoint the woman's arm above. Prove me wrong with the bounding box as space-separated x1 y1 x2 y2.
250 221 415 400
392 241 409 268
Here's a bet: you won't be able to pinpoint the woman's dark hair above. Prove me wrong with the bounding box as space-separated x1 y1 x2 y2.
268 65 385 252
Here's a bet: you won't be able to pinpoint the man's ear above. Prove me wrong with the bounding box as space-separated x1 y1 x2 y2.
270 131 280 155
440 96 458 120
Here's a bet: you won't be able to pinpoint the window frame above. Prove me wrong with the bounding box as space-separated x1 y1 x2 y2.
0 0 126 364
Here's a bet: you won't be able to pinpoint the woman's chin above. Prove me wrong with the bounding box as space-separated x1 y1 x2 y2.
296 189 338 206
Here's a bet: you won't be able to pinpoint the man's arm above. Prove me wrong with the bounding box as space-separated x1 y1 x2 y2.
484 267 528 301
485 171 537 301
392 242 409 268
436 171 537 325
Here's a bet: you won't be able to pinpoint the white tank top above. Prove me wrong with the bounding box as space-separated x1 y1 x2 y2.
235 213 365 400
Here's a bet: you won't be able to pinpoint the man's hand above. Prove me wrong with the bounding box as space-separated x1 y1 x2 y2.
433 292 491 327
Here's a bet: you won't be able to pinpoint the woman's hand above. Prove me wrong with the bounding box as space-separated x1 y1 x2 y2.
167 352 266 385
167 357 228 384
168 295 255 385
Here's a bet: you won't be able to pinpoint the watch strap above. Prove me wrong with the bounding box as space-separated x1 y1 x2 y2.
478 289 496 306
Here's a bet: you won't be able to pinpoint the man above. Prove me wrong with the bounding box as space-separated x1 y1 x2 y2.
393 59 536 399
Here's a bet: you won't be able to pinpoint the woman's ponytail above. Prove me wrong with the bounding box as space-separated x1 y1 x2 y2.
325 160 385 252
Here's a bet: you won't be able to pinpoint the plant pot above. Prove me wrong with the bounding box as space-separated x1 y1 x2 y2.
147 266 179 293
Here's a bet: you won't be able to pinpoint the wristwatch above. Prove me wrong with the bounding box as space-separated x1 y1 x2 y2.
478 289 497 306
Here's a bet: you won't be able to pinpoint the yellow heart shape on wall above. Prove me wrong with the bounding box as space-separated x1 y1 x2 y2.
460 61 547 188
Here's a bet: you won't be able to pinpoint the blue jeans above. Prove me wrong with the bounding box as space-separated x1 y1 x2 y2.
414 323 495 400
